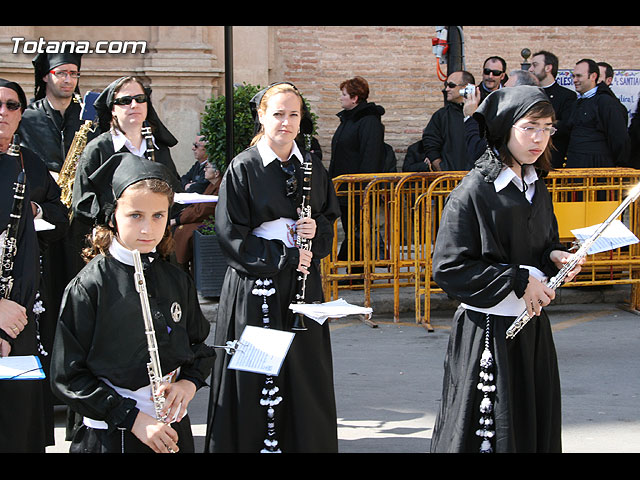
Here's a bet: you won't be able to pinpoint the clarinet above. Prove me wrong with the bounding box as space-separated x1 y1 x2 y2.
291 136 313 331
506 181 640 340
141 121 156 162
131 249 169 424
0 137 26 301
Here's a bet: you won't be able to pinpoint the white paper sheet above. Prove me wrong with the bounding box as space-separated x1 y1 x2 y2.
289 298 373 324
0 355 45 380
227 326 295 376
174 193 219 204
571 220 639 255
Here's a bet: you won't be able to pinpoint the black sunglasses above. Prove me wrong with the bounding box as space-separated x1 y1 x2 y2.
0 100 21 111
444 81 459 89
483 68 504 77
113 94 148 106
280 160 298 197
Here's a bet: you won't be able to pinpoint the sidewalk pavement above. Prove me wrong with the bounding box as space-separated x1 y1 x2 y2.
46 285 640 453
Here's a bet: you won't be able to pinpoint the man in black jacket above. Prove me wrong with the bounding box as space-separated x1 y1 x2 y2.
565 58 630 168
414 70 476 172
528 50 577 168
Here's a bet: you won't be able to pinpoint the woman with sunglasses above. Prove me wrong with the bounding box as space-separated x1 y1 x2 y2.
0 79 68 452
205 82 341 453
71 76 181 232
429 86 583 453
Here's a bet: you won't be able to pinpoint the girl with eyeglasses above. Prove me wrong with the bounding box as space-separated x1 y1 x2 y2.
205 82 341 453
430 86 584 453
70 77 182 272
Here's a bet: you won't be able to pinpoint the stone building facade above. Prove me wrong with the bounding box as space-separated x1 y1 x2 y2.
1 25 639 173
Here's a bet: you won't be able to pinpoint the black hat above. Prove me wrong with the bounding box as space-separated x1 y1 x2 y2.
94 76 178 147
32 52 82 101
0 78 28 112
249 81 314 136
110 152 176 200
473 85 550 149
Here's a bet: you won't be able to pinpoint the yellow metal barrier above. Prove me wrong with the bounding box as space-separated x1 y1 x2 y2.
323 168 640 328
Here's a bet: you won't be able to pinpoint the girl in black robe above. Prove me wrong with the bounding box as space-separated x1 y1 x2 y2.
50 154 214 453
205 82 341 453
430 86 583 453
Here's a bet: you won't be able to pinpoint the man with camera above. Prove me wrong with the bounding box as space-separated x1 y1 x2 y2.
416 70 477 172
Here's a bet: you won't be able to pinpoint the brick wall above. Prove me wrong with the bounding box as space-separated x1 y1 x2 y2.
272 25 640 169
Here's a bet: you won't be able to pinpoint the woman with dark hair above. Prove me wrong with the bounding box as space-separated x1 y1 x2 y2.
205 82 341 453
430 86 584 453
329 76 386 276
72 76 181 229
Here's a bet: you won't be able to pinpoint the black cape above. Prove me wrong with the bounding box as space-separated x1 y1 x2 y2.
429 152 566 453
0 151 48 452
205 145 341 453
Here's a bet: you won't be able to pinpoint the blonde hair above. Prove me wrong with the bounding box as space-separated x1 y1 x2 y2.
82 178 175 262
250 83 303 146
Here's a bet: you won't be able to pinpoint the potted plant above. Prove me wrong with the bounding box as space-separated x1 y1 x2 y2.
192 215 227 298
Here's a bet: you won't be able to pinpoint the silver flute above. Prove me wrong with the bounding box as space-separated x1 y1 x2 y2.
132 249 168 423
506 181 640 340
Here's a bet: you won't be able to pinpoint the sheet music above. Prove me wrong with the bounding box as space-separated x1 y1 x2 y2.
174 193 219 204
571 220 639 255
289 298 373 324
227 326 295 376
0 355 45 380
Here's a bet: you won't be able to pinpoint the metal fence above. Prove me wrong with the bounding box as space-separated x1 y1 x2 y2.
321 169 640 329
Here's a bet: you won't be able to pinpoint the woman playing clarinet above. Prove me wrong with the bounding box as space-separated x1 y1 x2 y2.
205 82 341 453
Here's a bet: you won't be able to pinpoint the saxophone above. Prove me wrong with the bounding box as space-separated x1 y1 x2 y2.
506 181 640 340
131 249 169 425
57 94 95 210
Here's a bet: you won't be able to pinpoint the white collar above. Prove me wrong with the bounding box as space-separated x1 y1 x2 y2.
108 237 156 267
110 128 156 157
256 136 303 167
494 165 538 201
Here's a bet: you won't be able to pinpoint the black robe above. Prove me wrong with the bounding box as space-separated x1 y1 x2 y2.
0 151 48 453
565 82 630 168
541 82 577 168
206 145 341 453
430 153 566 453
50 252 214 452
19 98 100 173
421 101 473 171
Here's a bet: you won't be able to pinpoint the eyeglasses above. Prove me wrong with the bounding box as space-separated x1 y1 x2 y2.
512 125 557 136
280 160 298 197
50 70 80 79
443 82 459 89
113 94 148 106
0 100 21 111
483 68 504 77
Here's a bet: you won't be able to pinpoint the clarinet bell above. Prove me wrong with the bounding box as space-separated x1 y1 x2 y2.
291 313 307 331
